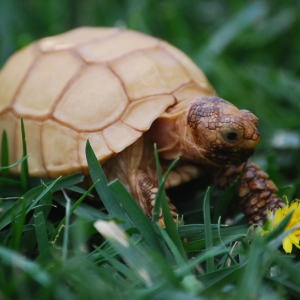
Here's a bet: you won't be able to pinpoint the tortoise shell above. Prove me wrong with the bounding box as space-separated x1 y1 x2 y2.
0 27 215 178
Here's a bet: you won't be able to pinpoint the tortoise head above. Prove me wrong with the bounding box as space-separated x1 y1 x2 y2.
187 97 260 166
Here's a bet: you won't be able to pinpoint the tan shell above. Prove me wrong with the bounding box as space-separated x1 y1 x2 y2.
0 27 215 178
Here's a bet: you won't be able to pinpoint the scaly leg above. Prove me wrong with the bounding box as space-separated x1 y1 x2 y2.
135 171 178 227
215 160 285 225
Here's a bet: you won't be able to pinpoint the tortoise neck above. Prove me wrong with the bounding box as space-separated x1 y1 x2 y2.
147 104 208 163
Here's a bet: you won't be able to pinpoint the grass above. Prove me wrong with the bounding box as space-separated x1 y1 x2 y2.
0 0 300 299
0 136 299 299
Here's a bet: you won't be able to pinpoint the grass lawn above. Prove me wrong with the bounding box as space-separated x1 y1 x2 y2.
0 1 299 299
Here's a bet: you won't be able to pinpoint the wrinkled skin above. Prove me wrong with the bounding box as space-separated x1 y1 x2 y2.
104 97 284 225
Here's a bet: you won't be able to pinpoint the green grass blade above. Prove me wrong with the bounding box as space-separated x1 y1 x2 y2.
0 155 29 170
203 187 214 273
156 225 186 268
0 186 42 230
8 201 26 250
177 235 241 278
49 173 84 192
85 140 133 226
54 193 106 221
0 178 59 230
95 246 142 285
94 220 180 289
199 264 242 290
34 211 49 257
1 130 9 177
25 177 61 213
0 245 52 287
108 179 166 255
153 145 186 260
50 180 100 242
236 238 264 299
62 189 71 261
20 117 30 192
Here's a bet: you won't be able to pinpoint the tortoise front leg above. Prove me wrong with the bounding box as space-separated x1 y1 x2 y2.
215 161 285 225
135 171 178 227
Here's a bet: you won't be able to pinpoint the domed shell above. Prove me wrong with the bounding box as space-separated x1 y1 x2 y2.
0 27 215 177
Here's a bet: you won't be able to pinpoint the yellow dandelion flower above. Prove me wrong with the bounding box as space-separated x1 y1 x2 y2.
262 197 300 253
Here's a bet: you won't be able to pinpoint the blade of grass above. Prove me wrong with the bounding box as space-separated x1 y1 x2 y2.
95 246 142 285
94 219 181 289
8 201 26 250
34 211 49 257
203 187 214 273
236 237 264 299
0 155 29 170
20 117 30 192
25 177 61 213
85 140 134 227
176 235 241 278
108 179 167 255
0 177 60 230
0 245 52 287
54 193 106 221
62 189 71 261
0 186 42 230
50 173 84 192
50 180 100 242
1 130 9 177
153 144 187 260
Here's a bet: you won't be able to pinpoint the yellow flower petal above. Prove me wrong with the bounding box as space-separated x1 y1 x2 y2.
283 237 293 253
263 198 300 253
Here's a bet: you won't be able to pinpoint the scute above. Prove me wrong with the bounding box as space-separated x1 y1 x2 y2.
122 95 175 131
103 121 143 153
160 41 213 91
42 121 80 177
38 27 118 52
53 65 128 131
0 44 36 114
111 47 190 100
13 51 82 119
77 30 158 63
173 82 216 103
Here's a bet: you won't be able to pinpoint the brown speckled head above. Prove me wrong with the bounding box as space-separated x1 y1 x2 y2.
187 97 260 166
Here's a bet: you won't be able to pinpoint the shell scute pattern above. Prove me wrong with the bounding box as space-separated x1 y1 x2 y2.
0 44 36 114
0 27 214 177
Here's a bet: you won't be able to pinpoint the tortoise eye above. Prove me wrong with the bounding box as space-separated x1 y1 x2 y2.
226 132 238 141
220 127 241 144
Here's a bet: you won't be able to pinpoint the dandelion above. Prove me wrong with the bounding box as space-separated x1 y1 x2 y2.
262 197 300 253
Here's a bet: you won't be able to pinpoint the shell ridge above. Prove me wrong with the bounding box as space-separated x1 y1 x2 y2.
49 62 86 119
108 45 159 68
105 64 131 102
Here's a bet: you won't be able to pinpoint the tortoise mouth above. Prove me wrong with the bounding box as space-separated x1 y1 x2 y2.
205 148 255 166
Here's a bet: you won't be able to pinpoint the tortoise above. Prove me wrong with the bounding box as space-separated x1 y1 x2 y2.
0 27 283 225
